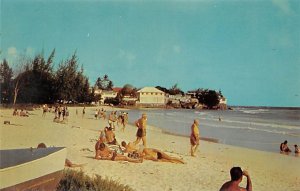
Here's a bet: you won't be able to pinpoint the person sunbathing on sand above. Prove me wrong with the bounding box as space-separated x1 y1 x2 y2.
95 142 142 163
121 141 139 153
142 148 185 164
219 167 252 191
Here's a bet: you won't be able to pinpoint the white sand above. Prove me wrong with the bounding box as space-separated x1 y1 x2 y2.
1 106 299 191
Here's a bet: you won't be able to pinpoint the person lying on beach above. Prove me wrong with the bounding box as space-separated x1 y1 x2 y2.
121 141 139 153
37 143 85 168
95 142 142 163
142 148 185 164
280 140 292 152
105 127 118 145
20 109 29 117
294 144 299 154
219 167 252 191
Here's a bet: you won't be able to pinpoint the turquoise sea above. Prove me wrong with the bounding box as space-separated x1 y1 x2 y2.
126 107 300 154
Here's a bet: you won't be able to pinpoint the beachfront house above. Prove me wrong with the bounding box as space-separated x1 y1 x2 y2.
137 87 165 107
218 96 227 110
92 87 122 105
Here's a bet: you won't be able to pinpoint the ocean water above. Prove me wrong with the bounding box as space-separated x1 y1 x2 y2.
126 107 300 154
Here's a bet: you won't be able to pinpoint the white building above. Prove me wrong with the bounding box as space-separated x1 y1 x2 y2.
137 87 165 106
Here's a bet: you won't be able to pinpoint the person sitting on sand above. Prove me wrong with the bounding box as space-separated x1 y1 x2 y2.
280 140 291 152
37 143 85 168
95 142 142 163
13 109 19 116
294 144 299 154
219 167 252 191
105 127 118 145
190 119 200 157
142 148 185 164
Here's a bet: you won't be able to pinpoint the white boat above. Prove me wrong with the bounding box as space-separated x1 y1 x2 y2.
0 147 67 191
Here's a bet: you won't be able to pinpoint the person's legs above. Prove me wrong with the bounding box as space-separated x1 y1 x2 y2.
113 154 142 163
158 151 185 164
191 145 196 156
134 137 141 145
142 136 147 147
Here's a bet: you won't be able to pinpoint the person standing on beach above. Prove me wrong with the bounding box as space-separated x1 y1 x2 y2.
82 107 86 118
134 113 147 147
219 167 252 191
190 119 200 157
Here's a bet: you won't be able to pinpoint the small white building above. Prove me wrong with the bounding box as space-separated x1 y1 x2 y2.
137 87 165 106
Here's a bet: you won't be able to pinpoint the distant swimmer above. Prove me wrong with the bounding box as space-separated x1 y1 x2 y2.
280 140 291 153
294 144 299 154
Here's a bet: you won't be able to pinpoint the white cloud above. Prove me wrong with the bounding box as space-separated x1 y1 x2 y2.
173 45 181 53
271 0 292 15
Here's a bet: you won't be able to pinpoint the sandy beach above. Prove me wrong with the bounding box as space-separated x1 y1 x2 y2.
1 106 299 191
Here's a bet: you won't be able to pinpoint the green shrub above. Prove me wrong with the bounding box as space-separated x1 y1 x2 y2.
57 169 134 191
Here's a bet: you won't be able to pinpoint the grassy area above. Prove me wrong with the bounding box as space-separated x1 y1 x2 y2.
57 169 134 191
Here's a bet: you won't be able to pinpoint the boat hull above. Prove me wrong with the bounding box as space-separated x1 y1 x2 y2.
0 147 66 190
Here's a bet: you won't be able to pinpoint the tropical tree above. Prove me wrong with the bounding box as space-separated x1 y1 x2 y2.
195 89 220 109
0 59 13 103
95 74 113 90
169 83 184 95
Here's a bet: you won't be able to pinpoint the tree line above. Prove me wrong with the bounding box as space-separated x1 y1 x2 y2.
0 49 224 108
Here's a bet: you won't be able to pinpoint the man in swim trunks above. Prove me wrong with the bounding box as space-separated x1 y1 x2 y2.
134 113 147 147
190 119 200 157
219 167 252 191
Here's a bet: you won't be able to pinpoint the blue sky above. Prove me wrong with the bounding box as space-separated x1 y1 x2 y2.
1 0 300 107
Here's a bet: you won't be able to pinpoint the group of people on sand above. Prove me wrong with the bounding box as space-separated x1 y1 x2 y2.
280 140 299 154
107 111 128 131
53 105 69 123
12 108 29 117
94 108 107 120
94 113 185 164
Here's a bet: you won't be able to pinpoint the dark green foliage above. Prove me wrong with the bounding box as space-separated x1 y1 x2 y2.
104 97 120 106
168 83 184 95
15 52 55 103
195 89 220 109
6 49 93 104
155 86 169 94
119 84 137 97
95 74 113 90
156 84 184 95
54 52 91 103
57 169 133 191
0 59 13 103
